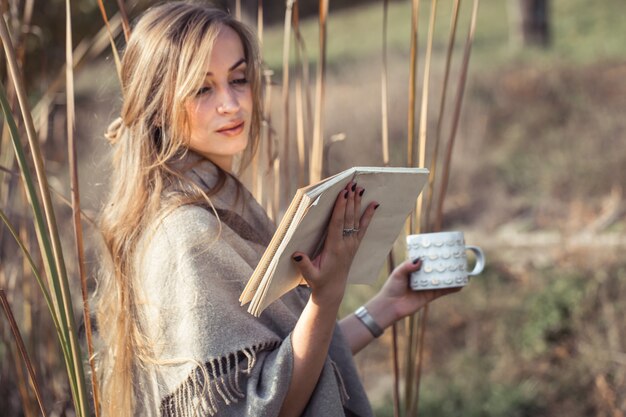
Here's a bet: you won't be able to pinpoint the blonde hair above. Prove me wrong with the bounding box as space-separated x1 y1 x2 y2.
94 2 262 416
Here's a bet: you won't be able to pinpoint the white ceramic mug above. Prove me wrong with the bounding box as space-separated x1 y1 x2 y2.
406 231 485 290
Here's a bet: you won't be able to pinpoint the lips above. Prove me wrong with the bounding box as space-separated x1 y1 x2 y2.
216 120 244 136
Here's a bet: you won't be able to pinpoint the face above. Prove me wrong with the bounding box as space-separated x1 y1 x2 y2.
184 26 252 172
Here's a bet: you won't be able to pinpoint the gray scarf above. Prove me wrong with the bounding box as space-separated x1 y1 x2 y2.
133 152 373 417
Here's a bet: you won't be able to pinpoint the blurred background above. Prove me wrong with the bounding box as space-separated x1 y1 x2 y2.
0 0 624 416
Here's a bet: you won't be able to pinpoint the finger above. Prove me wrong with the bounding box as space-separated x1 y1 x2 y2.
327 187 349 242
354 186 363 232
387 258 422 284
292 252 318 282
356 201 379 240
399 257 423 274
344 182 356 230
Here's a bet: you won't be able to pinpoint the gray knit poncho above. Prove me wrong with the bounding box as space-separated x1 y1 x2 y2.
133 152 374 416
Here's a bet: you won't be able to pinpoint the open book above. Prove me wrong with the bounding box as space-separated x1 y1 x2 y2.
240 166 429 316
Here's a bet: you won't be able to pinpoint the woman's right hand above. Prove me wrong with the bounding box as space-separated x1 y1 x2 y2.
291 181 378 307
279 182 378 417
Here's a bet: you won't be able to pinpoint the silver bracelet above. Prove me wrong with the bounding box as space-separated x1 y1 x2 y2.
354 306 384 338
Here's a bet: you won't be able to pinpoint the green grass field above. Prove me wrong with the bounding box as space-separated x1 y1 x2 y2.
261 0 626 70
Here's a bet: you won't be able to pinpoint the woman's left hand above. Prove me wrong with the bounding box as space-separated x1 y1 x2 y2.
340 258 461 354
366 259 462 327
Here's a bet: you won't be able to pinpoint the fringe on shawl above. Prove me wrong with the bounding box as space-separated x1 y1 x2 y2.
159 341 280 417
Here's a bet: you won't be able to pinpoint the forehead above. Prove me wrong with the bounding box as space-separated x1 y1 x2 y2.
205 25 246 72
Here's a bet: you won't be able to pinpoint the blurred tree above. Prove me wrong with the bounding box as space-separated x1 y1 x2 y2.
508 0 550 47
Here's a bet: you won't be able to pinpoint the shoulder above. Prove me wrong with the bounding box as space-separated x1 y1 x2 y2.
136 203 250 300
154 204 218 238
138 204 222 267
152 204 220 241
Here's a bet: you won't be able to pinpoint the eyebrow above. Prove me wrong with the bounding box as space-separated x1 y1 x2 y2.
206 58 247 76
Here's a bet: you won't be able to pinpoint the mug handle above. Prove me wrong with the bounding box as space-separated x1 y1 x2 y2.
465 245 485 276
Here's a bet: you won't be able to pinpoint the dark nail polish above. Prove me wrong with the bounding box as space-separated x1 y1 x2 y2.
374 204 380 210
359 189 364 197
293 255 303 262
412 257 422 265
344 190 349 199
351 183 357 192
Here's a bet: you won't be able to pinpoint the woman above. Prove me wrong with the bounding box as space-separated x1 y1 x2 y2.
95 2 457 416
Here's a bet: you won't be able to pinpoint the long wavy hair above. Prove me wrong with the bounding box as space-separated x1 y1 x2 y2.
94 3 262 416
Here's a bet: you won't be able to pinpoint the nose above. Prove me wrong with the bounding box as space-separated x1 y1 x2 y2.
216 87 240 115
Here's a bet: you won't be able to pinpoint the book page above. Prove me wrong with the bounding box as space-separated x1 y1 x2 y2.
252 174 353 314
240 188 306 304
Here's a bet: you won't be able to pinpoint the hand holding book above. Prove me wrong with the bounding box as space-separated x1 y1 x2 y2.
289 181 380 306
240 166 429 316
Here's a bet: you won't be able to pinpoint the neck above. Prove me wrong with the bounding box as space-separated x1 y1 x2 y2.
202 153 233 173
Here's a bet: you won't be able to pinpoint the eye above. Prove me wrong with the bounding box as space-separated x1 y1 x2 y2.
195 86 212 97
231 77 248 86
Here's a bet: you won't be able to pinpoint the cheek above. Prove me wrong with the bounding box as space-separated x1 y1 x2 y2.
188 101 214 128
239 88 253 112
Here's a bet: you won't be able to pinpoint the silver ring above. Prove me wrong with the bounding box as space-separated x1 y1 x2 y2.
342 228 355 236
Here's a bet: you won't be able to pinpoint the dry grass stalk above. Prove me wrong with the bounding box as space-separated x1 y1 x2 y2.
404 0 421 412
115 0 131 41
96 0 122 78
392 0 479 414
424 0 461 231
0 14 89 416
281 1 294 206
434 0 479 231
11 341 37 417
406 0 421 170
7 224 37 417
260 68 276 218
387 251 402 417
257 0 264 44
0 289 48 417
0 14 66 334
380 2 400 415
391 321 402 417
415 0 438 232
0 164 16 175
309 0 329 184
273 158 281 220
409 3 438 416
381 0 391 166
14 0 34 67
4 14 37 413
235 0 242 21
409 305 429 417
65 2 100 415
250 2 264 198
406 1 479 415
293 1 309 188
